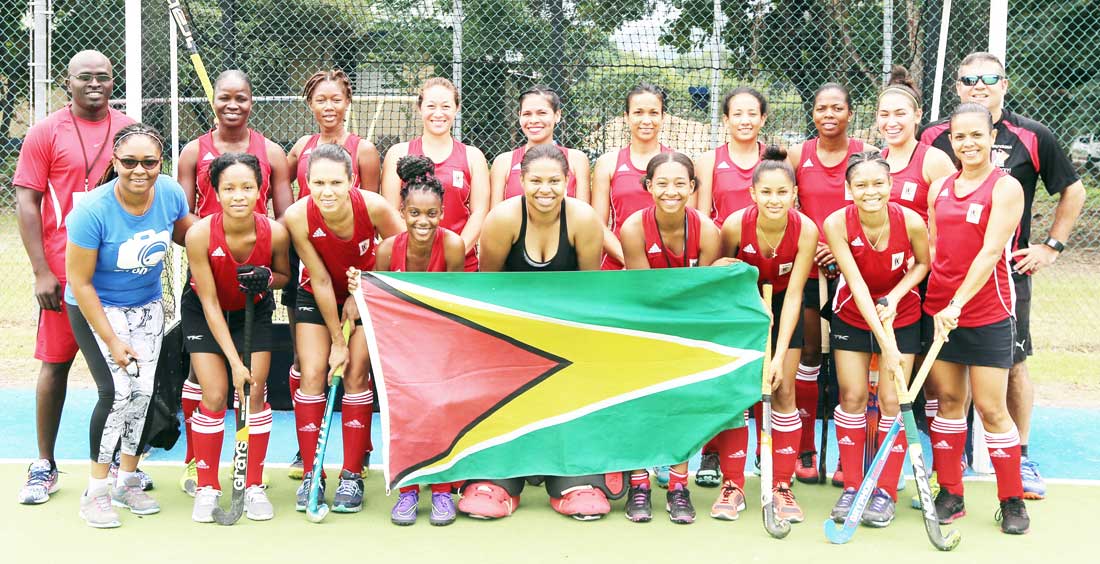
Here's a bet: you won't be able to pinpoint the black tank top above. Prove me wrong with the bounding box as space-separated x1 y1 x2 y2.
503 197 579 272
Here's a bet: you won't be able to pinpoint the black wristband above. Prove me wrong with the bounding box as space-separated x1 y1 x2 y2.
1042 237 1065 253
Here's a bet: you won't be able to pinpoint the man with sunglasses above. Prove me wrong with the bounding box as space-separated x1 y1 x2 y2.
921 51 1086 502
13 50 136 505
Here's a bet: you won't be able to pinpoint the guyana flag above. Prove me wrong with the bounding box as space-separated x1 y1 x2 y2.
356 264 769 490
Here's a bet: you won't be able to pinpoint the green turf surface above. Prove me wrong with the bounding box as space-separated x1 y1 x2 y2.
5 464 1093 563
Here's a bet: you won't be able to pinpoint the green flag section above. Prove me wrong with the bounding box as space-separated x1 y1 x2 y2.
356 264 769 490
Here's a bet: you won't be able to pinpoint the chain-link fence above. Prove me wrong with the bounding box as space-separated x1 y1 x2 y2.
1 0 1097 370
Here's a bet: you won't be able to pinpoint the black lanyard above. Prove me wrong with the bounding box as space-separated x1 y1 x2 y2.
656 211 692 268
70 106 113 191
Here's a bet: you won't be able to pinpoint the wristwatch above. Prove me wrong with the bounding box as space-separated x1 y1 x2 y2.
1042 237 1065 253
947 298 962 309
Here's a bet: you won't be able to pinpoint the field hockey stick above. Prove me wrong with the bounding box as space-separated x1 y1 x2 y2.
166 0 218 120
213 294 254 526
817 270 831 484
759 283 792 539
306 322 349 523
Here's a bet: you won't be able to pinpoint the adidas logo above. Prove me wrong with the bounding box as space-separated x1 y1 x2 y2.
344 419 365 429
298 423 319 433
202 152 216 161
743 243 756 254
730 450 746 459
511 163 521 170
312 227 326 238
838 436 855 446
196 459 209 470
211 246 226 258
647 243 662 254
716 161 730 169
990 448 1010 458
852 237 864 247
303 148 312 156
802 159 813 168
617 164 630 172
776 446 796 455
891 444 906 453
932 440 952 450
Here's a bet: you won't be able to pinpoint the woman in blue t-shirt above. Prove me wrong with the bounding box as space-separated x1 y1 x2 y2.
65 124 194 528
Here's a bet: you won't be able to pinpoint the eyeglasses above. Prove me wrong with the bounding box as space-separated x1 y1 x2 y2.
70 73 113 83
958 74 1004 87
115 156 162 170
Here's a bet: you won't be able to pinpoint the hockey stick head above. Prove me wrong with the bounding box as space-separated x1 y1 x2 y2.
823 517 856 544
762 505 791 539
306 502 331 524
212 498 245 525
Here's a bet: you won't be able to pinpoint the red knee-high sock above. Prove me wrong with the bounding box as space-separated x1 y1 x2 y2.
668 468 688 490
834 407 867 489
701 435 719 455
288 367 301 405
714 426 748 488
246 403 272 487
771 410 802 484
924 399 939 434
341 390 373 474
181 381 202 463
985 426 1024 500
630 470 650 488
191 405 225 489
294 391 326 475
795 364 820 454
875 415 908 500
430 483 453 494
930 416 967 496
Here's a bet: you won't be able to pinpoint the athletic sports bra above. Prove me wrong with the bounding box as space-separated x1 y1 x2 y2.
504 197 578 272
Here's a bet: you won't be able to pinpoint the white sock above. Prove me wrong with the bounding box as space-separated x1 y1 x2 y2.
88 476 110 493
116 470 137 486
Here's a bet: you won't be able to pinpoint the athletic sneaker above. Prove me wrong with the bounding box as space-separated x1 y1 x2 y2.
665 484 695 524
295 472 326 512
550 486 610 520
794 452 819 483
458 482 519 519
709 480 746 521
333 470 364 513
861 488 896 527
429 492 457 526
80 487 121 529
933 489 966 524
654 465 670 488
624 485 653 522
244 485 274 521
996 497 1030 535
180 459 197 496
831 465 844 488
911 471 940 509
109 451 154 491
830 487 858 522
1020 458 1046 500
111 475 160 515
288 451 304 480
772 482 804 523
18 459 59 505
695 452 721 487
391 490 419 525
192 486 221 523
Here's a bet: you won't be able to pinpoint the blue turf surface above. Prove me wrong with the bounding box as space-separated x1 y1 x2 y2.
1 389 1097 479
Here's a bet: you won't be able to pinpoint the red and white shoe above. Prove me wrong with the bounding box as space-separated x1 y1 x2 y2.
457 482 519 519
550 485 610 521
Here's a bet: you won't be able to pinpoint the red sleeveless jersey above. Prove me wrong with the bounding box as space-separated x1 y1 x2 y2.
924 170 1015 327
601 145 672 270
795 137 866 232
195 129 273 218
832 203 920 330
711 142 764 225
408 137 476 271
882 143 932 221
300 188 376 302
189 212 273 311
295 133 362 200
503 144 577 200
737 207 803 293
640 206 703 269
389 228 452 272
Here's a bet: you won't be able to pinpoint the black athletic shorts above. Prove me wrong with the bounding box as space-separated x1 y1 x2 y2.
1011 272 1032 364
830 315 921 354
181 287 276 354
281 243 300 307
771 289 804 349
802 275 838 319
937 317 1015 369
294 289 363 326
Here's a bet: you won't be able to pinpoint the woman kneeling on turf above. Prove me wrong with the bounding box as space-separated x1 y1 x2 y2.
618 151 723 524
822 151 930 527
284 143 403 514
184 153 291 522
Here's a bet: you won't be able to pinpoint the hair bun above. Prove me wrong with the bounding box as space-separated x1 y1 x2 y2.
887 65 917 90
397 155 435 183
762 145 787 162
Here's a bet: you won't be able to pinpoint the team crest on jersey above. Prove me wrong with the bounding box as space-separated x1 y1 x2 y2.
966 203 984 224
901 181 918 201
452 170 464 189
891 252 905 270
312 227 326 238
359 239 371 256
647 243 662 254
211 246 226 258
991 148 1010 169
778 262 793 276
716 161 730 170
851 237 864 247
201 152 216 161
743 243 756 254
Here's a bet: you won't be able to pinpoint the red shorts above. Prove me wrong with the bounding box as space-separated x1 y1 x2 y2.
36 300 79 363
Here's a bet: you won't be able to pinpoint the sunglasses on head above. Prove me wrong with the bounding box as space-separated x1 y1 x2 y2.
958 74 1004 87
115 156 162 170
71 73 113 83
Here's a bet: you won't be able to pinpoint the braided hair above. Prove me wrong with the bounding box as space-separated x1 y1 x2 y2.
396 155 444 205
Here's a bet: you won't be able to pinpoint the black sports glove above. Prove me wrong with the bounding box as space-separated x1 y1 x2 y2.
237 265 273 295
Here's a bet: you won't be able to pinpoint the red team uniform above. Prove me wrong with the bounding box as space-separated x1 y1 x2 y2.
408 137 478 271
194 129 274 217
709 142 765 225
12 106 135 362
603 145 671 270
503 145 577 200
882 143 933 221
295 133 363 199
640 207 703 268
389 229 453 273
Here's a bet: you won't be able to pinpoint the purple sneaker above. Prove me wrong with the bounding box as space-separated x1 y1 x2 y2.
391 490 419 525
430 492 457 526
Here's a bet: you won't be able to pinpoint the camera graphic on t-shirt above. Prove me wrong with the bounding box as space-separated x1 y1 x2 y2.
116 229 171 275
